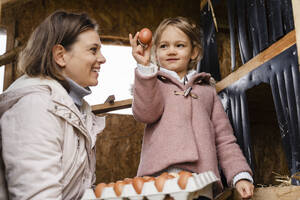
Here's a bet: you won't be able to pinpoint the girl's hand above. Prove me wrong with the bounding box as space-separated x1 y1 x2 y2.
235 180 254 199
129 32 152 66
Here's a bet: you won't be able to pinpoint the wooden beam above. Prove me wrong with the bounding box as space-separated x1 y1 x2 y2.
292 0 300 68
0 45 22 66
100 35 129 46
92 99 132 114
216 30 296 93
1 0 17 4
1 0 33 6
1 0 34 15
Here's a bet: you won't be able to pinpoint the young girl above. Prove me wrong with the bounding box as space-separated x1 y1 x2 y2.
129 17 254 199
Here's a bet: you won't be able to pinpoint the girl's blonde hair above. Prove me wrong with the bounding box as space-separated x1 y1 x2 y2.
152 16 203 71
17 10 98 82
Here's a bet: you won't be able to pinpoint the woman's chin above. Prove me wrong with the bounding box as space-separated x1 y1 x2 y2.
89 80 98 87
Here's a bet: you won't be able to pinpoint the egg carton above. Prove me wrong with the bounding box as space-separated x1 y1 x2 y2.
81 171 219 200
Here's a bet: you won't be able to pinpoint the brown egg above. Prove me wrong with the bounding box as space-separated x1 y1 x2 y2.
138 28 152 45
113 180 126 197
132 177 144 194
178 171 192 190
124 177 133 184
154 175 167 192
167 174 175 179
107 182 115 187
94 183 106 198
143 176 155 182
154 173 174 192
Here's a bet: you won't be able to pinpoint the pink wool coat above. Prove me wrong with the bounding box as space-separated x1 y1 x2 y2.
132 69 252 187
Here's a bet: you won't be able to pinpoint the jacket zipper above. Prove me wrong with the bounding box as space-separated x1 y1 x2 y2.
64 134 81 183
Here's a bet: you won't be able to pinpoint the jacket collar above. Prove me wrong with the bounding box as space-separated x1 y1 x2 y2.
66 77 91 109
157 69 212 90
159 67 197 84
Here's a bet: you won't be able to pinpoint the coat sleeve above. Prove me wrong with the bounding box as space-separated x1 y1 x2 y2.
132 68 164 124
211 90 252 186
1 93 64 200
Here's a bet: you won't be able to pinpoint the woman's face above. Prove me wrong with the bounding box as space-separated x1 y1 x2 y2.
62 29 106 87
155 25 198 79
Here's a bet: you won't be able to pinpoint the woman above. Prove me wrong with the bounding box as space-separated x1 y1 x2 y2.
0 10 106 200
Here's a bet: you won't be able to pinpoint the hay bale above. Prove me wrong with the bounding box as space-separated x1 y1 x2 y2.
232 186 300 200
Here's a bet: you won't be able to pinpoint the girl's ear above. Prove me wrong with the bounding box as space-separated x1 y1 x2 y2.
52 44 67 67
191 46 200 60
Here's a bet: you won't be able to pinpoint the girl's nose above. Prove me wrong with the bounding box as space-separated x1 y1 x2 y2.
167 46 176 55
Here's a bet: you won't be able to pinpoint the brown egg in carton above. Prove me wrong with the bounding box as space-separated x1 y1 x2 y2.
81 171 219 200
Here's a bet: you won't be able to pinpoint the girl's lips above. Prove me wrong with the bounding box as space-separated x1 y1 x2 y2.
166 58 179 61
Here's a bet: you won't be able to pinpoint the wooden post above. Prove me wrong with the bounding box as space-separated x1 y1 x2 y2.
0 0 2 25
292 0 300 68
3 18 15 91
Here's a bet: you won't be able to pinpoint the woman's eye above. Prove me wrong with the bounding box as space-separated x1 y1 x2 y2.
90 47 97 54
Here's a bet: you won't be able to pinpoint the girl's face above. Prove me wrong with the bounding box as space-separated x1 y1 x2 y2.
62 29 106 87
156 25 198 79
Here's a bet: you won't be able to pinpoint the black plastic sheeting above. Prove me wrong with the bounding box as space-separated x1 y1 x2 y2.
198 0 299 185
218 45 300 185
227 0 294 67
198 0 221 81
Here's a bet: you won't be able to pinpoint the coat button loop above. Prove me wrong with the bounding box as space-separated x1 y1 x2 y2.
184 87 192 97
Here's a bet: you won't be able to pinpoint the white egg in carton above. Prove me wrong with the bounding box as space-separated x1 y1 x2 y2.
81 171 219 200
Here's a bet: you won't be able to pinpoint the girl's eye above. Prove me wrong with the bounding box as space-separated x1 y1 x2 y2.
159 44 167 49
177 44 185 48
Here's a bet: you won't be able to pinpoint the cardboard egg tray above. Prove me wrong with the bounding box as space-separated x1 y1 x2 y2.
81 171 219 200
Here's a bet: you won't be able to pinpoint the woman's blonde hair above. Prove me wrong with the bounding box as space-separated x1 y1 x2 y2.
17 10 98 82
152 16 203 71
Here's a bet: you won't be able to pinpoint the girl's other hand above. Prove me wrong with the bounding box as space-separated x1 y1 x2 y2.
235 180 254 199
129 32 152 66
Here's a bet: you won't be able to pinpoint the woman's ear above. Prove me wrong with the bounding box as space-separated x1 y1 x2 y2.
52 44 67 67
